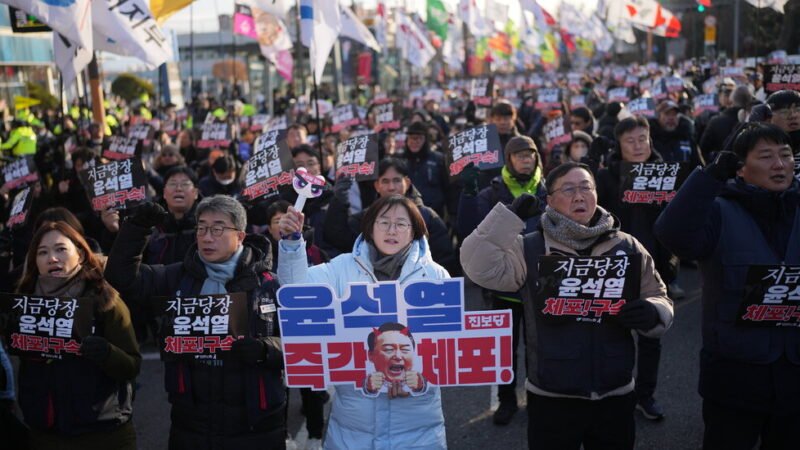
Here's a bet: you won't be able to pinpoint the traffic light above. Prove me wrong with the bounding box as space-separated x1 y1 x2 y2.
698 4 705 12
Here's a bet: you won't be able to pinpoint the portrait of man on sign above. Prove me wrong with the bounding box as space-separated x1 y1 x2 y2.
362 322 428 398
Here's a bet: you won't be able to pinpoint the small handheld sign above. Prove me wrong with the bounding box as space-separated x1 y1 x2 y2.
292 167 326 212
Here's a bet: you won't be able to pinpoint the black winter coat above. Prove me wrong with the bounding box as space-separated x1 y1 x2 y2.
105 224 286 448
699 107 741 161
648 116 704 167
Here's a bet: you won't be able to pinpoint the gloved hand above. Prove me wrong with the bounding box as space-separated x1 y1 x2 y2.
80 336 111 363
333 175 353 204
128 201 168 228
460 162 480 197
509 194 541 221
704 151 741 182
588 135 614 162
231 337 267 363
614 300 659 330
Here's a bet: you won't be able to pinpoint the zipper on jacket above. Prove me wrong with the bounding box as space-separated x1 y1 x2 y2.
354 257 379 283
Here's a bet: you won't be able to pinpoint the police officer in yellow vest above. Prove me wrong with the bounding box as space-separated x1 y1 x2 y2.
1 119 37 156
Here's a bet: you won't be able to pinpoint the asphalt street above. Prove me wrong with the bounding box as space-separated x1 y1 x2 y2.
127 267 705 450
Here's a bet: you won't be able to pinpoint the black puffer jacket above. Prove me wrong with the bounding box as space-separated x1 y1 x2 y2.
105 224 286 448
699 107 741 162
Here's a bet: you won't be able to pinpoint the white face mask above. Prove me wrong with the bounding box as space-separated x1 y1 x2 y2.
216 177 235 186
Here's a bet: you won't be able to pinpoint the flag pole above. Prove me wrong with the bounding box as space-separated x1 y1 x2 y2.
311 73 325 175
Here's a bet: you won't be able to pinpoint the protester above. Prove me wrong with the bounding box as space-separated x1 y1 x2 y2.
13 221 140 449
765 90 800 151
399 121 452 218
650 100 704 167
104 195 286 449
277 194 448 449
461 162 673 449
700 86 754 161
198 153 242 197
655 123 800 449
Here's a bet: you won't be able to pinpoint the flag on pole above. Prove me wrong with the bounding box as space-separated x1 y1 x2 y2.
300 0 341 84
233 3 293 82
443 15 464 70
150 0 197 24
374 2 388 51
340 7 381 52
426 0 449 43
396 12 436 68
650 4 681 38
458 0 491 38
93 0 173 69
3 0 92 51
54 33 93 87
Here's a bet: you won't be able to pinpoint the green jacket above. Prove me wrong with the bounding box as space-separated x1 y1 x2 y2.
1 126 37 156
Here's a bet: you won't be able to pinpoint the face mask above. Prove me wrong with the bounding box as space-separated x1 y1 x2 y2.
217 177 235 186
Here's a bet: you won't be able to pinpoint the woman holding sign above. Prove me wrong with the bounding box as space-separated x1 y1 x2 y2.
13 221 140 449
278 194 449 449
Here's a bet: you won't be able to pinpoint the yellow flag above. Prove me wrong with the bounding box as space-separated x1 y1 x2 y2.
150 0 197 24
14 96 41 110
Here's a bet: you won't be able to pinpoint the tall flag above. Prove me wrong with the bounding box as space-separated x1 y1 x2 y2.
744 0 788 13
3 0 93 51
234 3 294 82
604 0 637 44
300 0 341 84
396 12 436 68
443 15 464 70
427 0 449 44
650 4 681 38
150 0 197 24
54 33 93 87
93 0 173 69
519 0 556 32
374 2 388 51
340 7 381 52
458 0 491 38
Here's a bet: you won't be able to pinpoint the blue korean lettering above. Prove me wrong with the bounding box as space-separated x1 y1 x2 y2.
340 283 398 328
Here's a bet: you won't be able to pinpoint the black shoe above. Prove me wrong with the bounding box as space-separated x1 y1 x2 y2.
492 403 518 425
636 397 665 420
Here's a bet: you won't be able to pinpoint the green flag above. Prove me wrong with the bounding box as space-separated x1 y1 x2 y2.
426 0 448 42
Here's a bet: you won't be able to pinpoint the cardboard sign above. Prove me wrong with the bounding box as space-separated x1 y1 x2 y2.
627 97 657 119
162 117 181 137
6 186 32 229
663 76 684 94
1 155 38 190
128 123 154 141
528 74 544 90
567 72 582 90
624 74 639 88
277 278 513 392
543 115 571 152
78 157 147 211
570 95 587 110
264 115 290 133
249 114 270 132
607 87 631 103
329 105 362 133
1 294 95 360
619 161 692 205
737 265 800 327
103 136 142 160
155 293 250 361
242 132 293 201
197 122 232 149
535 88 562 110
534 255 642 325
374 102 401 131
764 64 800 94
470 77 494 107
693 94 719 117
335 134 379 181
445 124 503 179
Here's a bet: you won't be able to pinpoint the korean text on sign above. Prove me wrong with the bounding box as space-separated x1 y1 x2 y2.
79 157 147 211
737 265 800 327
446 124 502 178
277 278 513 391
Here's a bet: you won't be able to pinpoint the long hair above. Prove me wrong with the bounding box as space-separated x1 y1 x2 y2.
17 221 119 311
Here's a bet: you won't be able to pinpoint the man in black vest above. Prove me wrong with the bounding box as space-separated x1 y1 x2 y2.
656 122 800 449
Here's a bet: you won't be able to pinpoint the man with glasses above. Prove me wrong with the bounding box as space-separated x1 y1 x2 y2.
105 195 286 449
461 162 673 449
766 90 800 152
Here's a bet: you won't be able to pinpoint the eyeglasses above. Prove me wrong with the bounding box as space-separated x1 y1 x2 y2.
551 184 595 197
196 225 239 236
375 219 411 233
774 107 800 118
166 181 194 190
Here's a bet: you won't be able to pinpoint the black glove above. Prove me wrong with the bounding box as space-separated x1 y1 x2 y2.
614 301 659 330
80 335 111 363
231 337 267 363
704 151 741 182
509 193 541 221
589 135 614 162
461 162 480 197
128 201 168 228
333 175 353 204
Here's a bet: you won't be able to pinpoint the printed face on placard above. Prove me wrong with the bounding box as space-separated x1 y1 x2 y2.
369 330 415 383
36 230 84 278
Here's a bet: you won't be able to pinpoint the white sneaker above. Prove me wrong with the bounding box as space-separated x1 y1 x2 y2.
306 437 323 450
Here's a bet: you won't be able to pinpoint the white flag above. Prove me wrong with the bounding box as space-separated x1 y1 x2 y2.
744 0 788 13
458 0 491 37
396 12 436 68
54 33 93 87
621 0 661 29
443 16 464 70
92 0 173 69
300 0 341 84
3 0 93 51
374 2 388 51
605 0 637 44
340 7 381 52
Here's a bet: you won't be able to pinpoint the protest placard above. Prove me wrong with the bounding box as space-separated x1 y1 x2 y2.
329 105 362 132
103 136 142 160
197 122 232 149
6 185 32 229
737 265 800 327
619 161 692 205
335 134 379 181
374 102 401 131
445 124 503 179
277 278 513 392
693 93 719 117
1 155 38 190
543 115 571 152
627 97 657 119
764 64 800 94
535 88 562 110
241 131 293 201
78 157 147 211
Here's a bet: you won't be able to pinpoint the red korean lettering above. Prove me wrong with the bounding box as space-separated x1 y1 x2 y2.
741 305 768 322
542 298 565 316
457 337 496 384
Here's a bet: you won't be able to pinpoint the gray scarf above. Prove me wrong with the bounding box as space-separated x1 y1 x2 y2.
540 205 615 251
34 264 86 297
368 242 413 281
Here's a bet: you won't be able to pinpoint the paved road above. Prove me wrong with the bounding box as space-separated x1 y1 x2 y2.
129 267 705 449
